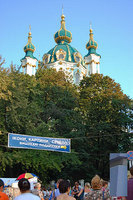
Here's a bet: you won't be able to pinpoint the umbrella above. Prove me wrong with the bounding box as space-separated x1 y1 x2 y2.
16 173 38 180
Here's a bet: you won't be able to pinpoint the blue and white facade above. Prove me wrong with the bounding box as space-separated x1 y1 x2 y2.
21 14 101 85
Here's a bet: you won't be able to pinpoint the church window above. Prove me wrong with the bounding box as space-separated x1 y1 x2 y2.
45 57 48 64
43 54 50 64
73 52 82 63
75 56 80 62
56 49 66 61
75 72 80 85
59 54 64 60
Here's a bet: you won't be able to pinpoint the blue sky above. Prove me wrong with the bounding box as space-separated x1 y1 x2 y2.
0 0 133 98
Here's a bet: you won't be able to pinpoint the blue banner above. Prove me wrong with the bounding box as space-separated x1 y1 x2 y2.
8 133 71 153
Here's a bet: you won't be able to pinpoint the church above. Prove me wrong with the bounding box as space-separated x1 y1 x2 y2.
21 12 101 85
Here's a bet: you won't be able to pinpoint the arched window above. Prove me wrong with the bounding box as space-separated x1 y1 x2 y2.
59 54 65 60
56 49 66 61
75 56 80 62
43 54 50 64
44 57 48 64
75 72 80 85
73 52 82 63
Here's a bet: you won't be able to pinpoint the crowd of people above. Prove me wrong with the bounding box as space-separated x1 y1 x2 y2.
0 166 133 200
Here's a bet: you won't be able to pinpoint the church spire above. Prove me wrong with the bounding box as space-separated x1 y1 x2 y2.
54 10 72 44
84 24 101 75
27 25 32 44
86 25 98 51
61 13 66 29
61 5 65 29
24 25 36 54
62 5 64 15
21 26 37 76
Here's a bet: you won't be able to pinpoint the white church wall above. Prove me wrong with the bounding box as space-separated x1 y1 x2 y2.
46 61 86 84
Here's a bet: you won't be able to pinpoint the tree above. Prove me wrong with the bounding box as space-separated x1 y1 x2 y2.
78 73 133 179
0 66 81 182
0 64 132 183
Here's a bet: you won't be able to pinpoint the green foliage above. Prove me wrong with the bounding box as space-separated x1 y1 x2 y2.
0 65 80 182
79 74 133 179
0 62 132 183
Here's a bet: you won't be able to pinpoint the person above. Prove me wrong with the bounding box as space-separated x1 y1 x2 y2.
102 181 108 192
84 175 111 200
127 165 133 200
49 179 63 200
54 179 63 199
57 180 76 200
14 178 40 200
40 186 45 199
32 182 44 200
47 188 52 199
72 181 83 200
84 183 91 197
31 182 44 200
127 170 131 180
0 179 9 200
4 186 14 200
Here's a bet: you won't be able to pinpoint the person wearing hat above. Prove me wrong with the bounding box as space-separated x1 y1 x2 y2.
0 179 9 200
14 178 40 200
84 175 111 200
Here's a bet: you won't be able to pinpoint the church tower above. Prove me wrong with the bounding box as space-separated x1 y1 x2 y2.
21 27 37 76
42 13 86 85
84 27 101 76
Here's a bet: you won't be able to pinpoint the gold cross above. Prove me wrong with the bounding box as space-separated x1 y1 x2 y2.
90 22 92 30
29 24 31 32
62 5 64 15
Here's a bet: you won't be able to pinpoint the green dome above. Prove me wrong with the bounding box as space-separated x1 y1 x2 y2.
84 48 101 57
84 28 100 58
86 29 98 50
21 31 37 61
86 39 98 50
24 43 35 52
24 32 35 53
44 42 82 64
54 14 72 44
43 14 83 65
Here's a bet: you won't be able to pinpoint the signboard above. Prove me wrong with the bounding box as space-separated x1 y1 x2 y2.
8 133 71 153
127 151 133 160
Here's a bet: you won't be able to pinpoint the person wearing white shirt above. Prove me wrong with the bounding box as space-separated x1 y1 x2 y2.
14 178 40 200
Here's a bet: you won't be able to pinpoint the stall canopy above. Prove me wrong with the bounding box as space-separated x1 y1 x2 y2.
0 178 16 186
